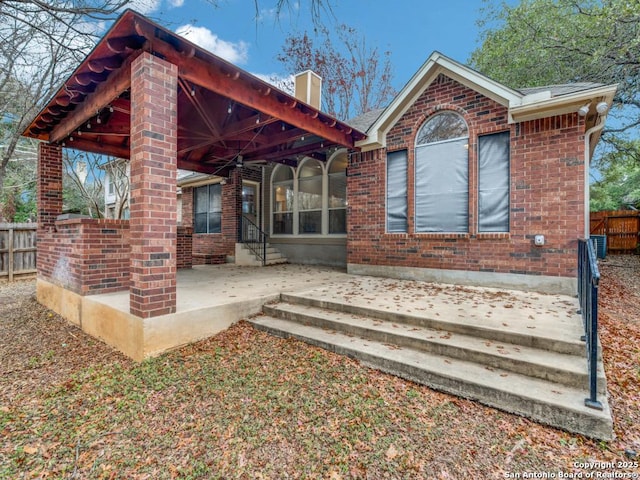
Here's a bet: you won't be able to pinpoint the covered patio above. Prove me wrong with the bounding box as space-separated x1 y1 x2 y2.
24 9 364 357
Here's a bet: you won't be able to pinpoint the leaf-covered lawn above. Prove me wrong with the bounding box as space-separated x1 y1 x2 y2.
1 258 639 479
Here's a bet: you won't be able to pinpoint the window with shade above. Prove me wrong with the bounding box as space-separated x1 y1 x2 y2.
415 111 469 233
194 183 222 234
478 131 510 232
298 159 323 233
272 166 294 234
328 152 347 234
386 150 408 233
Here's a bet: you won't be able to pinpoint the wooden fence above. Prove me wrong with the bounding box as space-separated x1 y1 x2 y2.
0 223 37 281
590 210 640 254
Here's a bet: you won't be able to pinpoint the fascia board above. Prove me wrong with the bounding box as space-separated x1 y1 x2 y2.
509 84 618 123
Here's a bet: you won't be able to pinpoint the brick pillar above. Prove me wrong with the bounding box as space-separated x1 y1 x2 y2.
129 52 178 318
37 143 63 233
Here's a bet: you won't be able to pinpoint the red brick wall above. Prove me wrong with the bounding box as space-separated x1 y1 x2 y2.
129 52 178 317
347 74 585 279
38 219 130 295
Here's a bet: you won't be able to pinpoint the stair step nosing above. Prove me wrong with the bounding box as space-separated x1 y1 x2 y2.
263 303 606 391
280 294 589 356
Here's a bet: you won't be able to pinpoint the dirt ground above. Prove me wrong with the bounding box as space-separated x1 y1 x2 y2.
1 257 639 479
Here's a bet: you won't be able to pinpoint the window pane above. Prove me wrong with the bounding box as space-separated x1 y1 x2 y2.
479 131 510 232
209 184 222 213
328 172 346 208
273 212 293 234
298 176 322 210
299 210 322 233
329 208 346 234
273 165 294 182
208 212 221 233
329 152 348 173
299 160 323 178
387 150 408 233
415 138 469 232
273 182 293 212
417 112 468 145
195 212 207 233
195 186 208 214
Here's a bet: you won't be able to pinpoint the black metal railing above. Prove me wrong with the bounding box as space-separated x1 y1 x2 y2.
577 238 603 410
241 215 267 266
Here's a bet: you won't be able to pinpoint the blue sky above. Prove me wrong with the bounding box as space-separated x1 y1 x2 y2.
128 0 492 92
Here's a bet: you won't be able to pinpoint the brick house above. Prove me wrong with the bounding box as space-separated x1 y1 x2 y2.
23 10 615 358
178 52 615 295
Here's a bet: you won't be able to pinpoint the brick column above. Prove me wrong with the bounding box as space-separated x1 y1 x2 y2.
37 143 63 233
129 52 178 318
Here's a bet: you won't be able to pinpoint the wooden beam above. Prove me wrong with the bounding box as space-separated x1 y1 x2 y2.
178 77 225 141
63 137 130 159
88 56 124 73
134 24 356 148
49 51 140 143
257 140 327 161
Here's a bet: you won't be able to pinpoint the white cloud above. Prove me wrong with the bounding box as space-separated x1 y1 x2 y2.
175 24 249 64
126 0 162 15
252 73 295 95
168 0 185 7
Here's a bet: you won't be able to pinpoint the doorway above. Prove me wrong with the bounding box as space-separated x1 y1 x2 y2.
242 180 260 230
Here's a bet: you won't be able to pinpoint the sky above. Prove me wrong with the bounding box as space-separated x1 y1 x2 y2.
124 0 492 93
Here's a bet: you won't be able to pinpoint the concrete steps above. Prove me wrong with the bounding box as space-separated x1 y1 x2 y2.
249 292 613 440
235 243 287 266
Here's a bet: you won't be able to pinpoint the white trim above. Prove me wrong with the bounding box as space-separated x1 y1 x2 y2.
509 84 618 123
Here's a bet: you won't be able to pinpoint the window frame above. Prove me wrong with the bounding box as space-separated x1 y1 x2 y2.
477 130 511 233
270 150 348 237
386 149 408 233
193 182 222 234
414 112 470 234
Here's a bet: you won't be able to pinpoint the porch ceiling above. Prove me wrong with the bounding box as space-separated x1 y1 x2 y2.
22 10 365 176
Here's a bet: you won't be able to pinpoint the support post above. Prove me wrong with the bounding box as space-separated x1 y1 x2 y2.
129 52 178 318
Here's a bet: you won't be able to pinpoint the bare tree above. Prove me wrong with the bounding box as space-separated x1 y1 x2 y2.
62 151 106 218
102 157 130 219
278 24 396 121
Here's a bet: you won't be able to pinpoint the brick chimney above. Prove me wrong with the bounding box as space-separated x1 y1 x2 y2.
294 70 322 110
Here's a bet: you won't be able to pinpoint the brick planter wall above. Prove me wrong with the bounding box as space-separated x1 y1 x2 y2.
38 219 130 295
348 74 585 281
177 226 193 269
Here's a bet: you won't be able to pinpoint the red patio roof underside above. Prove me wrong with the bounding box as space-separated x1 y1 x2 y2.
23 10 365 175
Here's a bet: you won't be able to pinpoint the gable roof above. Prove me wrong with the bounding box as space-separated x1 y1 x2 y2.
22 10 365 176
356 51 617 152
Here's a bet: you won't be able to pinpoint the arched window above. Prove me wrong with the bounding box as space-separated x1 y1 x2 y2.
298 159 323 234
272 165 294 234
328 152 347 234
415 112 469 232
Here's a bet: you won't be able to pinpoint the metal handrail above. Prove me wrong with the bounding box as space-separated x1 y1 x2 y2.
577 238 603 410
241 215 267 266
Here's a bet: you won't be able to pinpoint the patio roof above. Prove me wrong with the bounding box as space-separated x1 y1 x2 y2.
22 10 365 176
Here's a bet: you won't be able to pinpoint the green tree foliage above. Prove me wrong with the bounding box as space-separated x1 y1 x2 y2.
590 139 640 211
470 0 640 144
278 25 396 121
